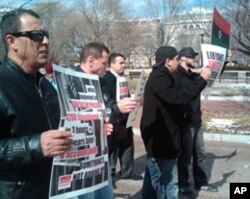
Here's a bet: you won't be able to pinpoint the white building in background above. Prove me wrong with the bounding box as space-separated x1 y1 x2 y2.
172 11 213 50
127 9 213 69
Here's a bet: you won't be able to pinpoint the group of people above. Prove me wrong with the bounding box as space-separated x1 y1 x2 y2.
0 8 140 199
140 46 218 199
0 8 218 199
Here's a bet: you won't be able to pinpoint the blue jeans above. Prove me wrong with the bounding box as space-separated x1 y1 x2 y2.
142 158 178 199
77 168 113 199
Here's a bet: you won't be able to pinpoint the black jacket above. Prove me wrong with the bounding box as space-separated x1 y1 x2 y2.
0 57 52 199
39 76 60 129
174 66 202 127
140 64 207 159
103 71 132 140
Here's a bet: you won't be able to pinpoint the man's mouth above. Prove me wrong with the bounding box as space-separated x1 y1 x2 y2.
39 49 48 56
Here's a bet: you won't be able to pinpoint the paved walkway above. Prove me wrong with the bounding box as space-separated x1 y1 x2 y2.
114 134 250 199
113 100 250 198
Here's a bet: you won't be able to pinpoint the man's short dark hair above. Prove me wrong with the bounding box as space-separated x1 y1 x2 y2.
0 8 40 52
80 42 109 63
108 53 125 66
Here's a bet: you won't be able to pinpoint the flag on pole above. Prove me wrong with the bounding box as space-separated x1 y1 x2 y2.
211 8 231 49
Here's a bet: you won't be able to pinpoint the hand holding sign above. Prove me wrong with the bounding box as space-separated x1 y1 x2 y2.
117 97 137 114
40 130 73 157
200 65 212 80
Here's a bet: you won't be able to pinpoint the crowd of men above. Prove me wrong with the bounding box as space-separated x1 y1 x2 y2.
0 8 218 199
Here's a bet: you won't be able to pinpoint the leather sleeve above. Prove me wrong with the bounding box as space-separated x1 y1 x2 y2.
0 134 45 169
0 100 45 169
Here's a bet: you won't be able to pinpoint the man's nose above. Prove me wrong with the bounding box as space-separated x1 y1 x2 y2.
42 35 49 44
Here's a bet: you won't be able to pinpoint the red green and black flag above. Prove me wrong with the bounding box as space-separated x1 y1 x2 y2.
211 8 231 49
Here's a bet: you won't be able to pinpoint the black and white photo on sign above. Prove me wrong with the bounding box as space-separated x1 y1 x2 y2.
49 66 108 199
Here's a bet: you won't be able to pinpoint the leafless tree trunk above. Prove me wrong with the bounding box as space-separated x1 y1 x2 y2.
143 0 184 47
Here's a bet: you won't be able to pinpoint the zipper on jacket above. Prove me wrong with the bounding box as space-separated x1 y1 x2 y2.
37 77 53 129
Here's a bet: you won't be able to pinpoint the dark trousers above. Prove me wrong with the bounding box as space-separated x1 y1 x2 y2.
177 126 208 188
109 132 134 178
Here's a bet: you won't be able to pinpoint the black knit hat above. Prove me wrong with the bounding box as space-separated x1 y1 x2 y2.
153 46 178 68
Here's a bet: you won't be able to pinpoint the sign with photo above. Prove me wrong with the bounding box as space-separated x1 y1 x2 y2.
49 65 109 199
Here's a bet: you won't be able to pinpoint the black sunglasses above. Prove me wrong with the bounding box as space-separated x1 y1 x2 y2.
9 30 49 41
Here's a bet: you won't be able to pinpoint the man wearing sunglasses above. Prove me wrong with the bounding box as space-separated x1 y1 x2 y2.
0 9 73 199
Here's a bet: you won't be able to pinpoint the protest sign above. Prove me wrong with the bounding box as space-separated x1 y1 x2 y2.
126 71 147 128
49 66 109 199
116 76 129 102
201 44 227 100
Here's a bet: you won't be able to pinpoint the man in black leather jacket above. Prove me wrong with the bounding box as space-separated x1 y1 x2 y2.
0 9 73 199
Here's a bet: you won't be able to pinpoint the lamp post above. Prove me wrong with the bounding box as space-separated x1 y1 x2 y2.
200 33 205 66
200 33 204 44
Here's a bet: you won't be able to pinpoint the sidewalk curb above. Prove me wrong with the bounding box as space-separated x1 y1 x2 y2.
204 133 250 144
133 128 250 144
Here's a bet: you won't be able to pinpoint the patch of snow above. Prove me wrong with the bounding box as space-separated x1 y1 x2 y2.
206 118 250 135
207 118 239 129
201 96 250 101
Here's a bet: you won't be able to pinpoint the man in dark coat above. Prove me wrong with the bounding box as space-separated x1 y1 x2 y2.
103 53 142 188
75 42 138 199
176 47 218 198
140 46 211 199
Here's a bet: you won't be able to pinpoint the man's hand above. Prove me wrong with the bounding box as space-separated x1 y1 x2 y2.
41 130 73 157
117 97 137 113
200 65 211 80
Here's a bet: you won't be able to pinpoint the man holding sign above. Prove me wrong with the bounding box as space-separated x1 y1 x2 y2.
0 8 73 199
104 53 142 189
141 46 211 199
176 47 218 198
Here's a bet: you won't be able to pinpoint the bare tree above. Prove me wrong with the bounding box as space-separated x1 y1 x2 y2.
143 0 184 47
0 0 146 66
134 0 185 67
73 0 143 57
35 2 67 60
218 0 250 56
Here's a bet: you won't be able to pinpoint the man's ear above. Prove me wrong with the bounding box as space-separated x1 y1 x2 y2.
88 56 95 68
164 58 172 71
165 58 171 65
6 34 17 51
